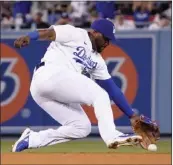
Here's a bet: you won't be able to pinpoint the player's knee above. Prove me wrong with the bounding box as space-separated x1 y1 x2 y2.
81 122 92 137
77 121 91 138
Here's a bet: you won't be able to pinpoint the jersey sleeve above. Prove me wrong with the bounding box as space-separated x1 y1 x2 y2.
91 55 111 80
50 24 81 43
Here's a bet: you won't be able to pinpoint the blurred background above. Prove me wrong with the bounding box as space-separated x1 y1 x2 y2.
0 1 172 30
1 1 172 140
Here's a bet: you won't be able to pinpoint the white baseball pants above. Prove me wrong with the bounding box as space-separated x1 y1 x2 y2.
29 64 123 148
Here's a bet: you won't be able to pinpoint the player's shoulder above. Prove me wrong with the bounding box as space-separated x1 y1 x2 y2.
50 24 76 31
75 27 88 38
51 24 86 41
52 24 86 32
75 27 88 33
71 26 90 43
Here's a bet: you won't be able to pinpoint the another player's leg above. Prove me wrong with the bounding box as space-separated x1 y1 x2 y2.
12 102 91 152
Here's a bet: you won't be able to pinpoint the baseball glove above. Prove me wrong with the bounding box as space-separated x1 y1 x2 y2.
130 115 160 149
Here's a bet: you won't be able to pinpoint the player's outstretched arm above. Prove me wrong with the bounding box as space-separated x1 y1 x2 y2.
14 28 56 48
96 78 135 118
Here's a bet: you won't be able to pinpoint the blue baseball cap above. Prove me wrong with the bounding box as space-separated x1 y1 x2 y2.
91 19 116 42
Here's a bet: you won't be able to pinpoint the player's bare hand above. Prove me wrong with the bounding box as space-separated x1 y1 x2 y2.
14 36 30 48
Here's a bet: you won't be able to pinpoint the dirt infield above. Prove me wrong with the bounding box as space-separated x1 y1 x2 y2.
1 153 171 165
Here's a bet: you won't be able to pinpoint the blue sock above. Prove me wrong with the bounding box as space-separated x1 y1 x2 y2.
96 78 134 118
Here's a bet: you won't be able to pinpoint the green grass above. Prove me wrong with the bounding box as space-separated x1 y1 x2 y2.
1 139 171 154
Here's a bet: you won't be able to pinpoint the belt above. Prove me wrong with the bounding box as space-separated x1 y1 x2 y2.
35 62 45 71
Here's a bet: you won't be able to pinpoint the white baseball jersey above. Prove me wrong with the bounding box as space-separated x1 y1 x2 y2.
41 24 111 80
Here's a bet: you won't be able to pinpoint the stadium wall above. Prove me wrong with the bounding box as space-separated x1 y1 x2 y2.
1 30 171 134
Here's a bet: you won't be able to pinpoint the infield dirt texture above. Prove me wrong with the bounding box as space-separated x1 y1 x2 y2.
1 139 171 165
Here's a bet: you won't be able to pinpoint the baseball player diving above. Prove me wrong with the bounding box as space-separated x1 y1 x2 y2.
12 19 160 152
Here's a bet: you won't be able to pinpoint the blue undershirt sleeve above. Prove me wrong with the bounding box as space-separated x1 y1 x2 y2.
95 78 134 118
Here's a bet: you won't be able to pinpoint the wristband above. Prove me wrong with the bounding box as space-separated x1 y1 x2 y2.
27 31 39 40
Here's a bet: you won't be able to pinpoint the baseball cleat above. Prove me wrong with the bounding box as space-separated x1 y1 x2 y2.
108 134 142 149
12 128 30 152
